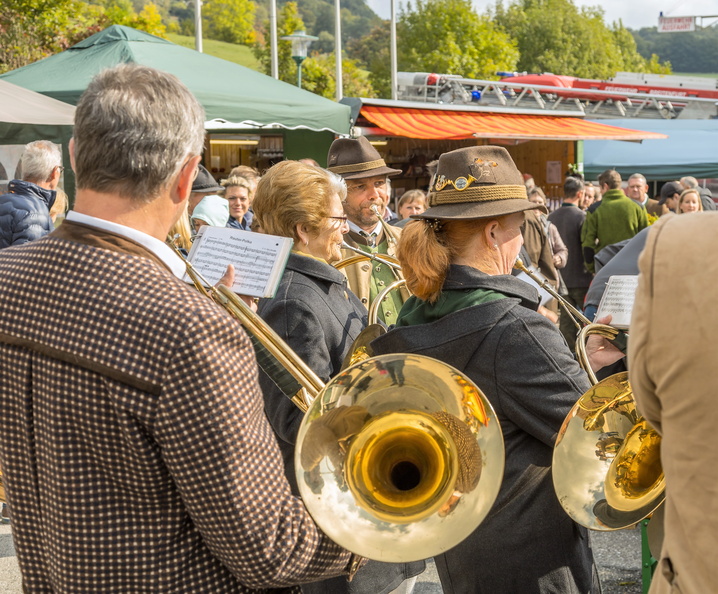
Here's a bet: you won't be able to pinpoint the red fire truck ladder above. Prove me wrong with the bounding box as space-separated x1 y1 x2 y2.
397 72 718 119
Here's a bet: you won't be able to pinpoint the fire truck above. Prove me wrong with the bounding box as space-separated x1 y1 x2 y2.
396 71 718 119
499 71 718 100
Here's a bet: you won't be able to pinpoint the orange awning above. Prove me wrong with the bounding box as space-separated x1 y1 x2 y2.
360 105 667 141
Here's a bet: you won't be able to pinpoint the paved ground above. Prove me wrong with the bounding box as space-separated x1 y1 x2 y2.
0 523 645 593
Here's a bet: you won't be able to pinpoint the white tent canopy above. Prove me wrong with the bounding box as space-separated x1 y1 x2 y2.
0 80 75 125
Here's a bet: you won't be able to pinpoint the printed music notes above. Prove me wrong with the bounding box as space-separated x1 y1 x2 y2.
185 226 293 298
594 275 639 329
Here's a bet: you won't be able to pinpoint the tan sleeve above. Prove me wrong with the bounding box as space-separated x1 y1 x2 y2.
628 217 667 435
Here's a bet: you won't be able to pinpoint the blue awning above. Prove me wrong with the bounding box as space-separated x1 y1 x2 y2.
584 119 718 180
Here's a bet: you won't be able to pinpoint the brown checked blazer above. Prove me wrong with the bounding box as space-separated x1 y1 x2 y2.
0 221 350 593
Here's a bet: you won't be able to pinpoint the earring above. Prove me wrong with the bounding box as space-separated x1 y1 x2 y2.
493 243 499 249
304 239 309 246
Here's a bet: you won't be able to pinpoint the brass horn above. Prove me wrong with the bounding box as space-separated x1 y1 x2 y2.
335 242 402 272
370 204 398 248
335 242 408 325
552 324 664 531
513 257 663 529
174 244 505 561
368 279 407 325
513 258 628 353
296 353 504 562
513 257 590 331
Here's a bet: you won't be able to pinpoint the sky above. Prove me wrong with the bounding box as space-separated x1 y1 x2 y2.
364 0 718 31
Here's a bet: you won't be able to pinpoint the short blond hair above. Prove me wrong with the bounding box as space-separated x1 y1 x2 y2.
252 161 346 242
220 176 252 193
50 189 68 221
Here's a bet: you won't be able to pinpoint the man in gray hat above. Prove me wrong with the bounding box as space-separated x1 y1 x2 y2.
188 164 224 216
658 181 682 215
327 136 409 325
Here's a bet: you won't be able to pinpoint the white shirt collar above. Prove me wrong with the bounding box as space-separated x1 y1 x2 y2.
66 211 187 279
348 220 383 237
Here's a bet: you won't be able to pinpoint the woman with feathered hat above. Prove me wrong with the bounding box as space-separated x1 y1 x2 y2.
371 146 621 593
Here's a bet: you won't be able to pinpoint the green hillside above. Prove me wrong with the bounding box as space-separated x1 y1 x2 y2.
167 34 261 72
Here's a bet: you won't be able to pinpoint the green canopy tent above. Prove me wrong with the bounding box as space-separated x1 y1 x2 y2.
0 25 350 179
0 25 349 133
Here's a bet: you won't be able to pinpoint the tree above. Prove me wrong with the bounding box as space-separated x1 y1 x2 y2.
104 0 167 37
632 26 718 74
301 53 376 99
253 2 375 98
0 0 106 73
398 0 519 80
253 1 304 83
346 21 391 97
492 0 670 78
1 0 171 74
135 2 166 37
203 0 255 44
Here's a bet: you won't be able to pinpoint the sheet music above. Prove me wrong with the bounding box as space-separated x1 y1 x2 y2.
185 227 293 298
595 275 639 329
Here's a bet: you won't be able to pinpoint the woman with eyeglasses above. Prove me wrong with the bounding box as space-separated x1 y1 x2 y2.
252 160 425 594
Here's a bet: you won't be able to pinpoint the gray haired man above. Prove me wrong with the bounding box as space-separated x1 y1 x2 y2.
0 139 62 248
0 63 352 592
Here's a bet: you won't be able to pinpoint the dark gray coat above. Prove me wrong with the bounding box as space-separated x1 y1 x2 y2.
257 252 367 488
549 202 593 289
258 253 424 594
372 266 600 594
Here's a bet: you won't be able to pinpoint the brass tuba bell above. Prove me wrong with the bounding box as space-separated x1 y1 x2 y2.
552 324 665 531
295 353 505 562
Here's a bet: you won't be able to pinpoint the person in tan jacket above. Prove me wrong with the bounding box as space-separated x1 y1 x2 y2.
327 137 409 325
629 211 718 594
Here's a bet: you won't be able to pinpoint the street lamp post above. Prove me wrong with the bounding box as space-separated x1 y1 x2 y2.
280 30 318 89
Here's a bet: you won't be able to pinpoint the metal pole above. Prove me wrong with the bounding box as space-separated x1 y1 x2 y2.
390 0 397 100
335 0 343 101
270 0 279 79
194 0 203 52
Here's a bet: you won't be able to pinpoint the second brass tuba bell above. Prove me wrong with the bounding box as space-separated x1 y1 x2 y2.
552 325 665 531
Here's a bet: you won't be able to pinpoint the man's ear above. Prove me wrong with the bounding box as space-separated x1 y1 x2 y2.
69 138 76 172
174 155 202 206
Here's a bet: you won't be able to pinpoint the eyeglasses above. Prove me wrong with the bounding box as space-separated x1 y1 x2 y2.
328 215 349 224
56 166 64 173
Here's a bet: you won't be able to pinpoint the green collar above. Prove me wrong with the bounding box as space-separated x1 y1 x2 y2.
396 288 504 327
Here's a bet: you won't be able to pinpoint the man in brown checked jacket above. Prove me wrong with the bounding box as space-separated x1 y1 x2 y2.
0 64 353 592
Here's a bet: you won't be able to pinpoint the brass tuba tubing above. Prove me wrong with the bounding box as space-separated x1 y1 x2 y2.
514 257 590 328
339 242 402 271
514 257 628 354
173 243 505 564
171 242 322 411
368 278 407 326
370 204 397 247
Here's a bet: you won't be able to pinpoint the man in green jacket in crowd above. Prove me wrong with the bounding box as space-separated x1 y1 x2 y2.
581 169 648 272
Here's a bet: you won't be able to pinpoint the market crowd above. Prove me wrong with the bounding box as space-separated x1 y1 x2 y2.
0 63 714 594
